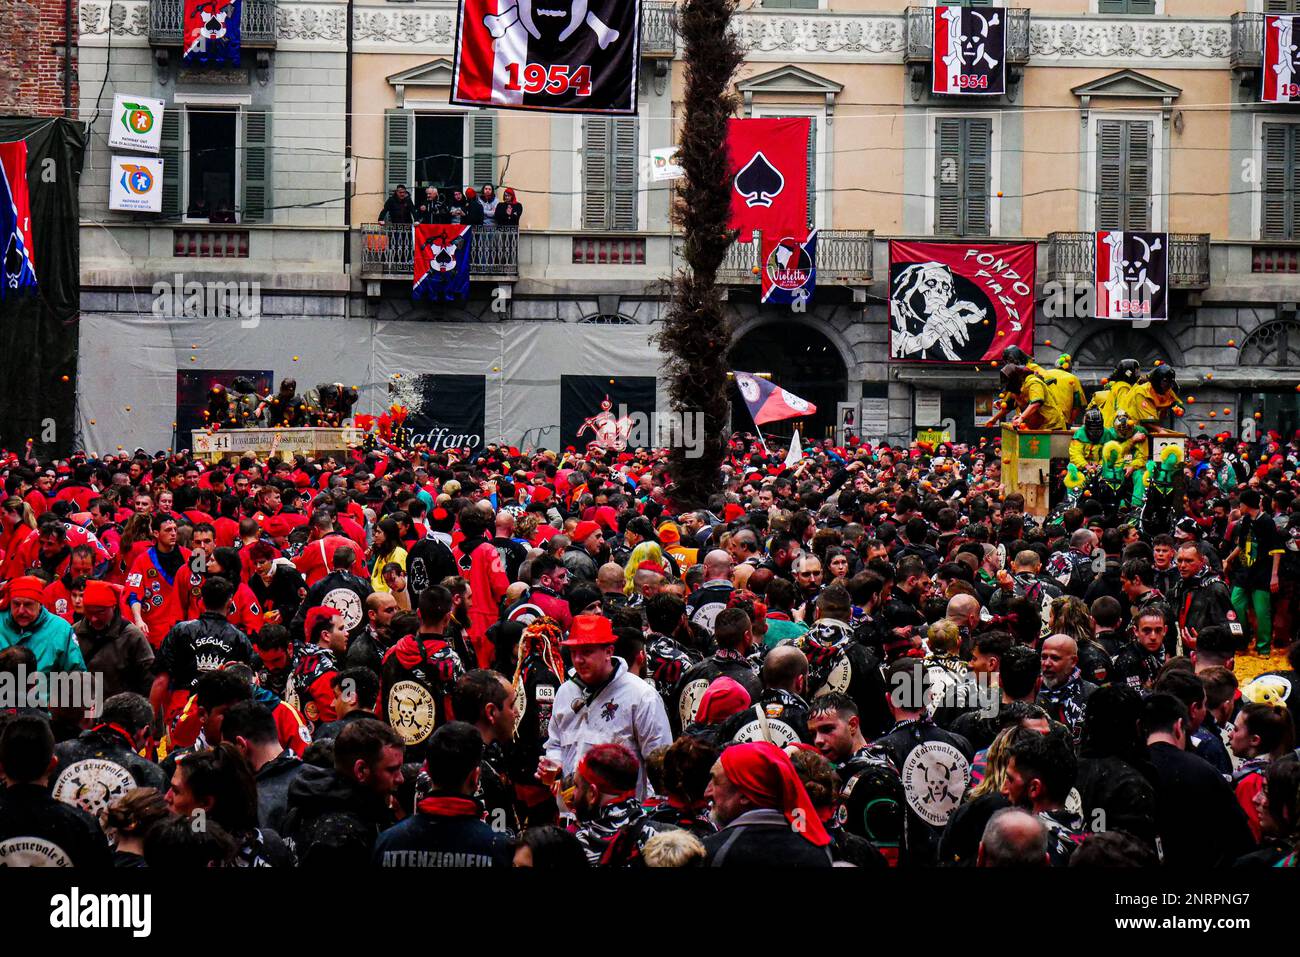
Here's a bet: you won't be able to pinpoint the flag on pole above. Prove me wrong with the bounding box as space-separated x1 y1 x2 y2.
733 371 816 425
784 429 803 468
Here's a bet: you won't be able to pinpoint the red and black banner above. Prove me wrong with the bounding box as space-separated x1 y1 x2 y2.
761 229 816 306
727 118 810 240
933 5 1006 96
889 241 1034 363
1095 230 1168 321
1262 15 1300 104
451 0 640 114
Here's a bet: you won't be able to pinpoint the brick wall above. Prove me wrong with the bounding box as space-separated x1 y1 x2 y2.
0 0 76 117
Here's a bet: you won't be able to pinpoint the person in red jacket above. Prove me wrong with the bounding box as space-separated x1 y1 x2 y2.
1229 702 1294 844
287 606 347 728
452 505 508 668
125 514 193 648
294 511 368 586
41 545 97 622
24 469 55 518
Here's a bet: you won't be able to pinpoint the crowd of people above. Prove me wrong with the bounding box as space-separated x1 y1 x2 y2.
378 184 524 228
0 357 1298 868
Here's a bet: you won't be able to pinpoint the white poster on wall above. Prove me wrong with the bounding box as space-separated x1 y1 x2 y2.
914 390 942 427
109 155 164 212
650 147 684 181
861 397 889 441
107 95 166 153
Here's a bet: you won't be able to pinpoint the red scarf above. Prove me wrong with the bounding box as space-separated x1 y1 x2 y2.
719 742 831 846
416 796 481 818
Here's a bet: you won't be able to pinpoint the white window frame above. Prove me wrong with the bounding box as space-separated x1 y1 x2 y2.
924 109 1002 237
405 106 473 193
1251 113 1300 240
1084 110 1163 232
751 102 831 230
174 94 250 225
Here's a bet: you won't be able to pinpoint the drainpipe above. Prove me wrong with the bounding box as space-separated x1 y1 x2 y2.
63 0 73 116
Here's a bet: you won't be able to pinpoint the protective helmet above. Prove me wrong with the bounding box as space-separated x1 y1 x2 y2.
1083 408 1105 444
1113 411 1134 440
1114 359 1141 384
1002 345 1030 366
1149 365 1176 394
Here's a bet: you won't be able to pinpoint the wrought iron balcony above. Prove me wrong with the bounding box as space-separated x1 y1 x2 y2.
642 1 677 58
1230 12 1265 72
711 230 874 286
360 224 519 280
1045 231 1211 290
149 0 278 47
904 6 1031 65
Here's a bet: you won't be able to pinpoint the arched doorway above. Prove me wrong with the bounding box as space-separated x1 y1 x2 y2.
728 321 847 442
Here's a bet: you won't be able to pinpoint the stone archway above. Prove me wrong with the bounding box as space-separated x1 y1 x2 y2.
728 318 848 441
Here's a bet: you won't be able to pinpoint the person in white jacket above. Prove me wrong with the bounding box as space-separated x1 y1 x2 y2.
540 614 671 800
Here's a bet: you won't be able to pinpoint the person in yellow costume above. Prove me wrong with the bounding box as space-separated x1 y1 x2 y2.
1086 358 1143 428
1122 365 1185 429
985 345 1045 429
1112 410 1149 474
1042 354 1087 427
997 363 1066 430
1069 409 1115 470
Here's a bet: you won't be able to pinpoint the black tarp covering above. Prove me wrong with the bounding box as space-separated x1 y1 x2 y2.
560 374 656 452
0 117 85 457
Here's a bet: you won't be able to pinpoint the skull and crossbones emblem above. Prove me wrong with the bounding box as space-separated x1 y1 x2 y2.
419 229 466 274
1103 232 1161 315
1272 17 1299 91
942 7 1000 87
484 0 620 50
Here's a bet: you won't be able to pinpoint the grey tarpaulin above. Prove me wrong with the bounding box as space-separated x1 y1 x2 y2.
76 316 672 454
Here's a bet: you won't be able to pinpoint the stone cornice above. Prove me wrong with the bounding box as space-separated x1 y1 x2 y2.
78 3 1236 68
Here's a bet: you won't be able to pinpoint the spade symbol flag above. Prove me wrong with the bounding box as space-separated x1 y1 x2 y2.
727 118 810 241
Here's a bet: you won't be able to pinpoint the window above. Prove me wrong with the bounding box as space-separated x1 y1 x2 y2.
1265 0 1300 13
582 116 639 231
1096 0 1156 13
1262 123 1300 241
761 0 819 8
1241 320 1300 367
384 110 498 199
160 105 269 222
1095 118 1152 231
934 116 991 236
1074 328 1173 369
186 109 237 220
414 115 464 191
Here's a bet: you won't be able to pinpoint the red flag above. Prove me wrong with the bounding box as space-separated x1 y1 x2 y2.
727 118 809 240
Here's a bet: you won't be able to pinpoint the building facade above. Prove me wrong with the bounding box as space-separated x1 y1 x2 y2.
76 0 1300 453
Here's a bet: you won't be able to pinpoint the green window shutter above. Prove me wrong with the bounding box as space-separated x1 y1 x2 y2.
1095 119 1125 231
611 117 639 231
160 107 181 218
1096 0 1128 12
1124 120 1152 231
965 117 992 236
582 117 611 230
384 109 412 197
963 0 994 7
467 111 497 189
1264 0 1300 14
241 110 270 223
761 0 818 8
1262 123 1297 240
935 117 963 235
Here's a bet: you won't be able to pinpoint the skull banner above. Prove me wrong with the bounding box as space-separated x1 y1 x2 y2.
1262 15 1300 104
183 0 242 67
413 224 473 302
451 0 641 114
1094 230 1168 321
889 241 1035 363
932 5 1006 96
